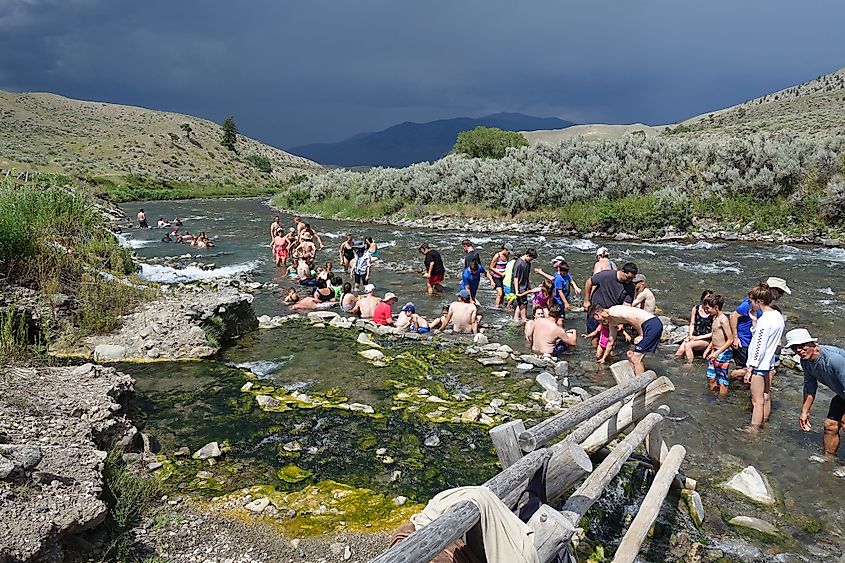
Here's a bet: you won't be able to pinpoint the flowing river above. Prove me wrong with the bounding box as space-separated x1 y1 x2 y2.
118 197 845 559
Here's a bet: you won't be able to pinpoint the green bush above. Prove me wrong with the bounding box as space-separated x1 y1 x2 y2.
245 154 273 174
453 126 529 159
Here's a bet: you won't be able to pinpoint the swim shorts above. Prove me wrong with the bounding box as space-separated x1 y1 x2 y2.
733 346 749 368
354 272 368 285
706 347 733 386
827 395 845 422
494 276 504 289
428 273 444 286
751 368 771 377
552 340 568 358
633 317 663 354
516 295 528 307
415 327 431 334
598 325 610 348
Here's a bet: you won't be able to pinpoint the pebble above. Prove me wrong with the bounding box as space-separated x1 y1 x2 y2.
393 496 408 506
424 435 441 447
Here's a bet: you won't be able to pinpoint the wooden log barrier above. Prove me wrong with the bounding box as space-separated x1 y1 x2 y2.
560 408 669 525
518 371 658 452
528 503 577 563
489 419 526 469
612 445 687 563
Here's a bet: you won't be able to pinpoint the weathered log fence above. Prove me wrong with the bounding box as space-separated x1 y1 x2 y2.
370 367 697 563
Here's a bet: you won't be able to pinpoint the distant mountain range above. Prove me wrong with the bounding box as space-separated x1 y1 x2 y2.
288 113 575 168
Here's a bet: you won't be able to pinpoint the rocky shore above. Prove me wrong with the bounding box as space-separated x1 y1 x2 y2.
0 363 133 561
273 205 844 247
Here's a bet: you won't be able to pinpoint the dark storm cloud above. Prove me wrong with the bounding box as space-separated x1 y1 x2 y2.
1 0 844 147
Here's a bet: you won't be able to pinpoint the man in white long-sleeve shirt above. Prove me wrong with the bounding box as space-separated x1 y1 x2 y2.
787 328 845 458
744 284 784 429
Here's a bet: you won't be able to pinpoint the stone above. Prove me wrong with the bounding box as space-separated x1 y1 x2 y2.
147 462 163 471
93 344 127 362
356 332 381 347
515 363 535 373
473 333 489 345
283 441 303 452
290 539 300 549
535 371 559 393
424 435 441 447
682 489 705 527
497 344 514 354
519 354 552 368
344 545 352 560
833 466 845 479
491 370 509 378
393 496 407 506
71 363 95 376
358 349 385 361
188 346 216 358
245 497 270 513
192 441 222 460
256 395 280 408
570 387 590 400
375 448 387 456
0 455 14 479
0 445 42 470
554 361 569 377
50 293 70 307
477 357 505 366
348 403 375 414
461 406 481 422
542 389 563 404
146 347 160 359
728 516 782 538
240 382 254 392
196 470 213 479
490 398 505 408
173 447 191 457
723 466 776 505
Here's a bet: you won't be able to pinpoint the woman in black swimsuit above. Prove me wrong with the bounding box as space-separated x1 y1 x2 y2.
675 290 714 361
339 233 355 274
313 279 335 303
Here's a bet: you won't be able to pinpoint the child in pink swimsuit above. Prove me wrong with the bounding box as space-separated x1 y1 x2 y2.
583 322 611 361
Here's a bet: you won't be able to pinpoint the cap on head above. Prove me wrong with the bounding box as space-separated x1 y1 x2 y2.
765 276 791 295
596 246 609 257
383 292 398 302
503 242 514 251
633 274 646 284
551 255 566 264
785 328 817 348
363 283 376 293
402 303 415 313
457 289 470 299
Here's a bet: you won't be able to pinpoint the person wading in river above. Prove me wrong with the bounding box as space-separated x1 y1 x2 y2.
420 243 446 295
590 303 662 375
489 243 512 309
788 328 845 460
269 216 281 249
744 283 784 431
137 209 148 229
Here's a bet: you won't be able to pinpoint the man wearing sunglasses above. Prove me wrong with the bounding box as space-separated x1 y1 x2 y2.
788 328 845 458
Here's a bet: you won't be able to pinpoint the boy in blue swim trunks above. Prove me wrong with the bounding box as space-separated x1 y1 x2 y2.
400 304 430 334
702 294 734 399
590 303 662 375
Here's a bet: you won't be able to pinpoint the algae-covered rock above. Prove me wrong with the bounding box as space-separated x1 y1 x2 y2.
681 489 705 527
256 395 280 408
728 515 782 538
277 464 313 484
192 441 222 460
461 406 481 422
358 349 385 361
723 466 775 505
356 332 381 348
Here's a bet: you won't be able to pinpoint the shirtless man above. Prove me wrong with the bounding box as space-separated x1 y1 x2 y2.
339 233 355 274
294 216 305 238
525 304 577 357
137 209 148 229
702 294 734 399
631 275 656 314
589 303 663 375
350 284 381 319
269 216 281 247
443 289 481 334
592 247 615 274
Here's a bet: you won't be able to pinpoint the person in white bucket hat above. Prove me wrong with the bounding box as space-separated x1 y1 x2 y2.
788 328 845 459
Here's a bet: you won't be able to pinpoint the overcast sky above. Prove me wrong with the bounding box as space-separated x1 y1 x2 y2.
1 1 843 148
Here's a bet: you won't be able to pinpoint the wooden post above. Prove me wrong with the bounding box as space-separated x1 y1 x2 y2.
609 360 635 384
612 445 687 563
527 503 576 563
518 371 658 452
489 419 526 469
497 442 592 509
645 424 669 470
560 408 669 525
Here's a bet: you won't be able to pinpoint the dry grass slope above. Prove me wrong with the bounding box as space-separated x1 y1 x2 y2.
0 90 320 183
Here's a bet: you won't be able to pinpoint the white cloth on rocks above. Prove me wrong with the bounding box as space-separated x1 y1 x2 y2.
411 486 539 563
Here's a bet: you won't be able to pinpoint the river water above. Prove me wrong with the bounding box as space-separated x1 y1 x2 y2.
119 198 845 557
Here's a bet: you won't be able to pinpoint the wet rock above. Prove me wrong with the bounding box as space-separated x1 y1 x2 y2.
0 444 42 470
245 497 270 513
424 435 441 447
519 354 553 368
681 489 705 527
358 348 385 361
497 344 514 354
536 372 559 393
393 496 407 506
477 357 506 367
473 333 489 345
256 395 280 408
554 361 569 377
728 515 782 538
723 466 775 505
356 332 381 348
146 347 160 359
93 344 127 362
283 441 303 452
515 363 535 373
240 382 254 392
832 466 845 479
348 403 375 414
461 406 481 422
192 441 222 460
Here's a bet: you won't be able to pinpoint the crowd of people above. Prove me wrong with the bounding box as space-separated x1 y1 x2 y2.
270 215 845 459
136 208 214 247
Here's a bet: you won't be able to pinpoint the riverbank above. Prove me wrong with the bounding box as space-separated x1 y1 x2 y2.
269 195 845 247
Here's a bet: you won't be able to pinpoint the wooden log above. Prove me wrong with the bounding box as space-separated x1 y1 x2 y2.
544 402 622 502
527 503 576 563
645 424 669 470
610 360 635 384
519 371 658 452
497 442 592 509
489 419 526 469
579 377 674 455
368 500 479 563
612 445 687 563
560 408 669 525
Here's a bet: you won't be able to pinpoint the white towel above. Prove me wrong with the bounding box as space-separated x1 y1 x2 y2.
411 486 540 563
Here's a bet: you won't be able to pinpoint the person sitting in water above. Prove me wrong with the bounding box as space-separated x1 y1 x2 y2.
296 256 314 282
400 303 430 334
676 290 714 361
525 303 577 357
429 306 450 332
350 284 381 319
289 296 322 311
373 292 398 326
173 217 183 227
157 217 170 228
443 289 481 334
341 282 358 313
366 236 379 261
329 276 343 301
161 232 173 243
283 288 300 304
286 262 298 279
312 279 335 303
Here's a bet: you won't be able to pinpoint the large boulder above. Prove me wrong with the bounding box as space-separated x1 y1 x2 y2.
723 466 776 505
93 344 127 362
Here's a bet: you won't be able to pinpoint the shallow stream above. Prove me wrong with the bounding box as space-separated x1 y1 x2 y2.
120 198 845 557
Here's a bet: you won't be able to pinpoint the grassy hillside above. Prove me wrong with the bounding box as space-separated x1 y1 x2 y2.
668 66 845 138
0 90 320 185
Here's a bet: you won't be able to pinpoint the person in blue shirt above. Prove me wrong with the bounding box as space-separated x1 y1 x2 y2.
460 259 494 304
552 260 581 314
789 328 845 459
